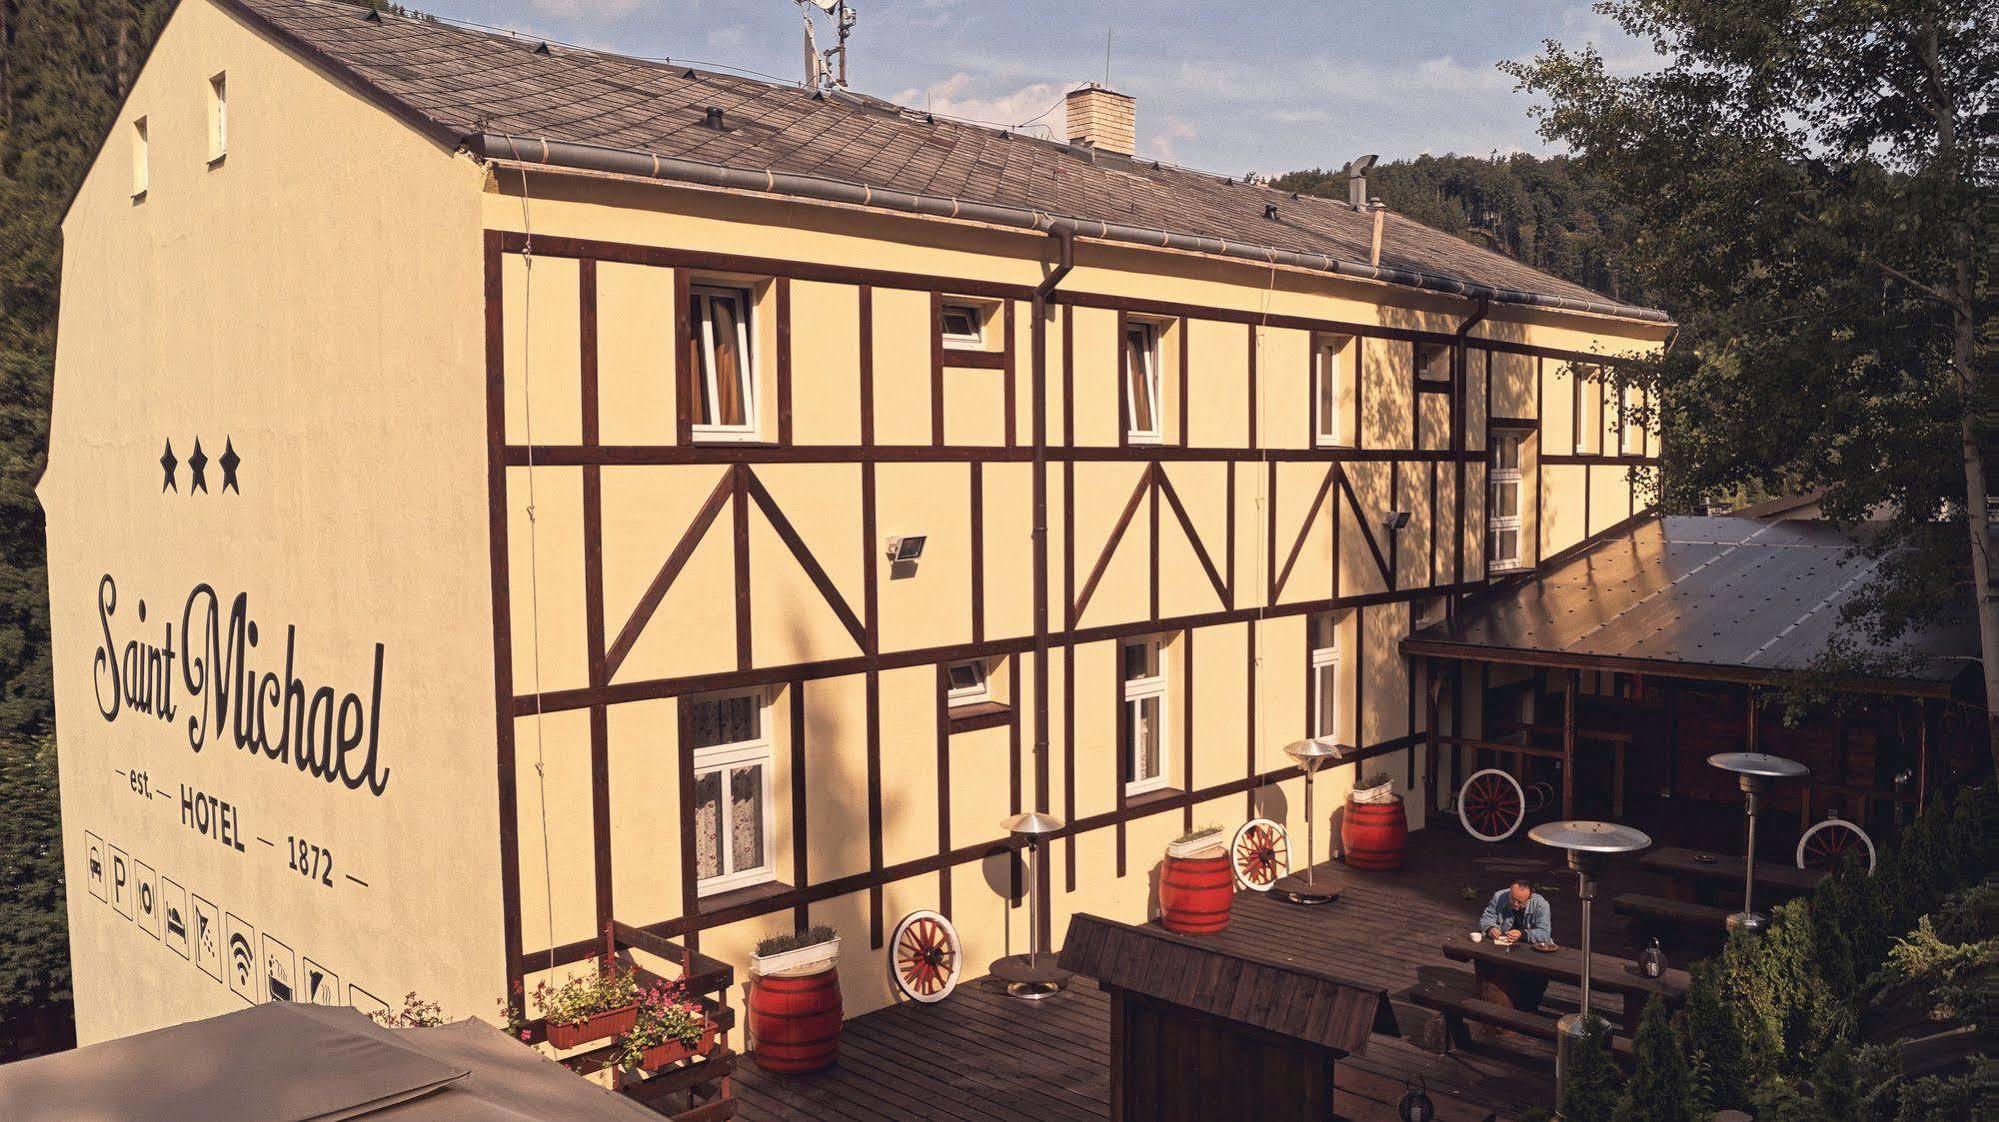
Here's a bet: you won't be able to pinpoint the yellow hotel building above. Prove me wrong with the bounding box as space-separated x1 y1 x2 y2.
45 0 1671 1044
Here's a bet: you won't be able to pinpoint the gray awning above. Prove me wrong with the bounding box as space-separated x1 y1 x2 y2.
0 1002 667 1121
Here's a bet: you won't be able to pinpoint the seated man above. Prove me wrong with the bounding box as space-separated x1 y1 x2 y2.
1479 879 1554 946
1476 880 1557 1015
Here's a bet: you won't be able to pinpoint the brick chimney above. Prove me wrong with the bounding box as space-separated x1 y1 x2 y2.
1064 84 1136 157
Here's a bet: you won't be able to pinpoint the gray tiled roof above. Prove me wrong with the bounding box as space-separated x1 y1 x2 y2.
227 0 1665 321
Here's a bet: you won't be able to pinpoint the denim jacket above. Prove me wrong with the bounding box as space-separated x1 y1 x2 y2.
1478 889 1554 945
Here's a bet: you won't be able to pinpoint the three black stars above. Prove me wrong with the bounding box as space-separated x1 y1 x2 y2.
160 437 240 494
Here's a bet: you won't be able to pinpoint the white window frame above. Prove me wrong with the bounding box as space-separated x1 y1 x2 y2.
690 284 760 442
208 73 228 162
946 660 991 707
1489 432 1525 572
1417 341 1452 383
688 691 775 896
1121 638 1170 796
131 118 149 198
1313 336 1349 446
940 301 986 350
1309 614 1338 740
1123 320 1163 444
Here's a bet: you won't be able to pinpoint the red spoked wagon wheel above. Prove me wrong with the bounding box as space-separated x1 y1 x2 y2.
1230 818 1290 892
889 909 962 1004
1796 816 1876 873
1458 769 1527 842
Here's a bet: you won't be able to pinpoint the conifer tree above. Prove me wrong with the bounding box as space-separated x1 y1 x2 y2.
1684 959 1749 1113
1611 997 1698 1122
1559 1014 1623 1122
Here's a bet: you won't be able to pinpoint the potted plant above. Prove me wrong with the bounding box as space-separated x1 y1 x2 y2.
534 965 643 1049
748 925 843 1073
1342 770 1408 870
1159 825 1233 934
615 978 718 1074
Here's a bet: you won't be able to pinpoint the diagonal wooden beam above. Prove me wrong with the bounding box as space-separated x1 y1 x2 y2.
1334 464 1394 587
743 467 868 651
1270 465 1338 603
1154 467 1230 609
603 469 733 680
1069 464 1155 627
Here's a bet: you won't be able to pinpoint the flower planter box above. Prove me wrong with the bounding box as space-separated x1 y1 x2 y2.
545 1003 638 1050
1351 779 1398 806
635 1021 720 1072
750 935 841 979
1165 832 1226 860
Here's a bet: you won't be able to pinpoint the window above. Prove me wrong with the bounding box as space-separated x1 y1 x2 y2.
687 692 773 896
1313 336 1350 446
1489 432 1525 571
131 118 149 197
1309 614 1338 739
1417 342 1452 383
1121 639 1169 795
1123 320 1162 443
1575 367 1604 455
207 73 227 162
946 661 991 707
940 302 985 349
690 285 757 439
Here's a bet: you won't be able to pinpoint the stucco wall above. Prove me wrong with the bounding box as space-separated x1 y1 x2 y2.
43 0 493 1044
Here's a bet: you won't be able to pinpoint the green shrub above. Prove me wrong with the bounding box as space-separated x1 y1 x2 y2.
1559 1013 1622 1122
1683 959 1749 1112
1611 996 1697 1122
1718 899 1850 1078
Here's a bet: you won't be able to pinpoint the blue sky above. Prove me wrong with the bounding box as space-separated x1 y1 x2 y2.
412 1 1659 174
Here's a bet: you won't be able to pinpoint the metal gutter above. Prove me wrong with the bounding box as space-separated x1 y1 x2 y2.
471 134 1674 326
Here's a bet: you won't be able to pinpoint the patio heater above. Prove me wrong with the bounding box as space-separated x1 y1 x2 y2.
1271 738 1347 906
1528 819 1652 1103
1708 752 1810 935
991 810 1070 1000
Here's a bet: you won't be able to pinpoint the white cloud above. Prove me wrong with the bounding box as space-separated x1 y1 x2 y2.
891 74 1070 133
707 24 747 51
531 0 647 19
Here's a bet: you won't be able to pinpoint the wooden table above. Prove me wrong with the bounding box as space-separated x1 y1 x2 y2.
1640 845 1825 905
1442 938 1688 1033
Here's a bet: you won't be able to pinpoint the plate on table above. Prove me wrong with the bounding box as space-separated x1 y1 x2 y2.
1491 935 1518 947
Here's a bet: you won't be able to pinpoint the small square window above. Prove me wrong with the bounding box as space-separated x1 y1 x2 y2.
208 73 228 162
940 302 984 349
1417 342 1452 382
946 661 991 706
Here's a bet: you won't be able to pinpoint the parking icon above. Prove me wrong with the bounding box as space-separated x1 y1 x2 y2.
109 846 132 920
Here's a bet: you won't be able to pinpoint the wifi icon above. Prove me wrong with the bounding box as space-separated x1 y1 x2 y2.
224 912 260 1004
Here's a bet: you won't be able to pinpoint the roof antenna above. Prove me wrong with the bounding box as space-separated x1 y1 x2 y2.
1104 29 1113 87
794 1 856 90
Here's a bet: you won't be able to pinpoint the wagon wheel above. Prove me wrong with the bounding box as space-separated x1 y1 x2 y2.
1796 817 1876 874
1230 818 1290 891
889 909 962 1003
1458 769 1527 842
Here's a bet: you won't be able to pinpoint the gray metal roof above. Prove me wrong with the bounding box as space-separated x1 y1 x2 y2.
1404 516 1978 693
209 0 1668 324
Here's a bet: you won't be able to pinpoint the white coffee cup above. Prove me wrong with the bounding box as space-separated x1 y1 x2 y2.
1469 931 1484 943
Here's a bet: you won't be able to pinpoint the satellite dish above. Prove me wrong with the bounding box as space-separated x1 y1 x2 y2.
803 0 841 12
802 15 819 86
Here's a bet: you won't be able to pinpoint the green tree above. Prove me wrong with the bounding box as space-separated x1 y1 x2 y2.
1611 996 1698 1122
1683 959 1749 1112
1719 900 1851 1078
0 737 65 1013
1507 2 1999 775
1559 1013 1623 1121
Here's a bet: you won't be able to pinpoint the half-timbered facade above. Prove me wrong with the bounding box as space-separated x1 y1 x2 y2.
45 0 1671 1044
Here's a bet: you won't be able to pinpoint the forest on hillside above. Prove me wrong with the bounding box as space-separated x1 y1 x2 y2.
1273 153 1648 308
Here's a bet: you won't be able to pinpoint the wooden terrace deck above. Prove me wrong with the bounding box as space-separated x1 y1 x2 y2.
732 825 1685 1121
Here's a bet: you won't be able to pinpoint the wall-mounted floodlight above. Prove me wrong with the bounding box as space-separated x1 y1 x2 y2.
1382 511 1412 532
885 535 927 563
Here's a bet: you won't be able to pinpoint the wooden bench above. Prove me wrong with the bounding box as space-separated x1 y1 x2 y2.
1334 1064 1496 1122
1408 981 1634 1061
1614 891 1735 932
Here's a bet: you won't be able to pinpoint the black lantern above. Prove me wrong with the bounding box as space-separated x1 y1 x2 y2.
1641 937 1666 979
1398 1078 1435 1122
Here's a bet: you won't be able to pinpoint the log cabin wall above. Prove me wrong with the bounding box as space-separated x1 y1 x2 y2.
480 169 1668 1021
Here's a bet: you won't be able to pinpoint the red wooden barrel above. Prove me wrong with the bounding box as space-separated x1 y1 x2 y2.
749 968 843 1073
1159 853 1234 934
1342 799 1408 870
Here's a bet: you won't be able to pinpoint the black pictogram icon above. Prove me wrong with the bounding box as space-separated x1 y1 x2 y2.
110 846 133 920
348 984 389 1023
85 832 106 902
303 958 340 1006
225 912 259 1003
192 895 222 982
135 860 160 940
160 876 190 959
263 934 297 1003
